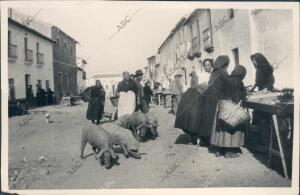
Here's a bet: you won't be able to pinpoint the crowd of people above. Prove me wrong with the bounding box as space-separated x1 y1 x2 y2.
175 53 275 158
84 52 275 159
86 69 154 125
26 84 55 107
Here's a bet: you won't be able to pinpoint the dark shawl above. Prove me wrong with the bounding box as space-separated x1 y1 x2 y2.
86 85 106 121
175 86 205 136
251 53 275 91
228 65 247 104
200 55 231 137
116 79 138 94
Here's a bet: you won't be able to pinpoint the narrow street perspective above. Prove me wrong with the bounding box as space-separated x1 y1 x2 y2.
3 3 297 193
9 99 290 189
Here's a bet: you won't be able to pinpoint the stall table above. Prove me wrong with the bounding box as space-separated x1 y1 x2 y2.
243 99 293 178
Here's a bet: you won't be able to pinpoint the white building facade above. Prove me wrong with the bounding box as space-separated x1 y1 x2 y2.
8 9 55 100
87 74 122 96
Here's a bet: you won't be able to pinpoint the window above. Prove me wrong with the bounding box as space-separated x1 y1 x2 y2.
56 38 60 47
65 73 70 95
37 80 42 88
58 72 62 95
232 48 239 67
36 42 40 53
9 78 15 100
203 27 213 52
229 9 234 18
45 80 50 90
24 37 28 50
196 19 201 47
8 31 11 44
24 37 33 62
70 45 73 56
64 42 67 49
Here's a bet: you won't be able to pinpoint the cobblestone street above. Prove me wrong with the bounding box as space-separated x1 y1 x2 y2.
8 99 291 189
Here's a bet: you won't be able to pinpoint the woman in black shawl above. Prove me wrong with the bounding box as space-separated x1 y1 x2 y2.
250 53 275 92
250 53 275 126
86 80 106 124
174 83 208 145
200 55 231 147
211 65 247 158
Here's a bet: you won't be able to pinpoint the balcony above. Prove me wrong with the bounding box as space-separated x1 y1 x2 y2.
8 44 18 60
82 71 86 80
37 53 44 65
203 28 214 53
25 49 33 63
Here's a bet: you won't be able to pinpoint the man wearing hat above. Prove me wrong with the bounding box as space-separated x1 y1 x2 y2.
134 69 149 113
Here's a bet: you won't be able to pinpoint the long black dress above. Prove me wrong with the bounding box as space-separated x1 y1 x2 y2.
200 55 231 139
174 84 207 137
86 86 105 122
211 65 247 147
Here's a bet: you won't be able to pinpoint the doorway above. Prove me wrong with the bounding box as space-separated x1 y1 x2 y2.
232 47 239 67
25 74 30 98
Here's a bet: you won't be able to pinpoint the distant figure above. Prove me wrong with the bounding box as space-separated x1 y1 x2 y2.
41 88 46 106
86 80 106 125
47 88 54 105
143 81 153 107
26 85 34 106
190 66 198 88
170 74 183 114
36 84 42 106
134 69 149 113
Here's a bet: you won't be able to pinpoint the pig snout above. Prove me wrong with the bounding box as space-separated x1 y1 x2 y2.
103 151 111 169
139 126 148 137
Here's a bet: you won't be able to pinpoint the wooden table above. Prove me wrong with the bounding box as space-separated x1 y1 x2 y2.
243 100 293 178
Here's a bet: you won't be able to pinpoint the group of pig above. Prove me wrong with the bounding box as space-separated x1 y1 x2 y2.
80 112 158 169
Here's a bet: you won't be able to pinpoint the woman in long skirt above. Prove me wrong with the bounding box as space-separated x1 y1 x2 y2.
174 83 208 145
200 55 231 147
210 65 247 158
86 80 106 125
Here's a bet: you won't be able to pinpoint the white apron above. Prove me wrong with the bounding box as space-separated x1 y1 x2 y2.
118 91 136 118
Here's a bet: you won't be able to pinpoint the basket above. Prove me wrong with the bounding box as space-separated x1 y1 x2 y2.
110 96 119 107
218 100 250 128
79 89 91 103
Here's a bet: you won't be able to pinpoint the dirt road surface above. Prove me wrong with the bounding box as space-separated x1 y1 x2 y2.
8 100 291 189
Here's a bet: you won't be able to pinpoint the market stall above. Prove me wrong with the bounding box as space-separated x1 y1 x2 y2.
243 89 294 178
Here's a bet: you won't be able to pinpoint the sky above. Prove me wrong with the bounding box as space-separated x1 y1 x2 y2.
14 5 193 78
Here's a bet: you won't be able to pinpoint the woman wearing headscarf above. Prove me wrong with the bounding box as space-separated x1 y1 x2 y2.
86 80 106 124
211 65 247 158
249 53 275 126
200 55 231 147
250 53 275 92
170 74 184 114
190 66 198 88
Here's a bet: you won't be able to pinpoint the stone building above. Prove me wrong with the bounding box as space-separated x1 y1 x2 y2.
51 26 78 101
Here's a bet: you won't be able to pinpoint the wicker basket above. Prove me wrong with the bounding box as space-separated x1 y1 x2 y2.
218 100 250 128
110 96 119 107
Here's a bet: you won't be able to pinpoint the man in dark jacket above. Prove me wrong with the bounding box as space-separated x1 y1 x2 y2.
143 81 153 107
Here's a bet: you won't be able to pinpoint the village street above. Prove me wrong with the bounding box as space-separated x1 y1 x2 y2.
8 99 291 189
